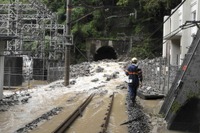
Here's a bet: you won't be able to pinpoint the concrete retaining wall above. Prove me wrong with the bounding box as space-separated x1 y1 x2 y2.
160 30 200 132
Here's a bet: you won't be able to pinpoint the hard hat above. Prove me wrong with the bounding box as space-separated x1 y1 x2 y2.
131 57 138 63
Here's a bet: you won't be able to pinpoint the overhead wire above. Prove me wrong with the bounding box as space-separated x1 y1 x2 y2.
163 22 196 43
73 45 89 61
140 0 187 44
132 0 198 57
150 22 197 53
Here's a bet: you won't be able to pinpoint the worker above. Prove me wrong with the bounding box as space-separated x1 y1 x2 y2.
125 57 143 105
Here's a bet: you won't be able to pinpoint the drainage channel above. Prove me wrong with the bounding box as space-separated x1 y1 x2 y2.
52 93 95 133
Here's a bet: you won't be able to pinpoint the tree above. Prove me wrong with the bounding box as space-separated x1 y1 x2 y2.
3 0 182 61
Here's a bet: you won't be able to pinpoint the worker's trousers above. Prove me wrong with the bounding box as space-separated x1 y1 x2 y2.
128 84 138 103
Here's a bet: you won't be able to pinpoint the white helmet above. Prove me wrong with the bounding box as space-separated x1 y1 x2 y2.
131 57 138 63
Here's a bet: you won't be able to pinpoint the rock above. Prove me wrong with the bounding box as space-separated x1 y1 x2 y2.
70 80 76 85
14 107 63 133
116 84 127 90
91 78 99 82
96 66 104 73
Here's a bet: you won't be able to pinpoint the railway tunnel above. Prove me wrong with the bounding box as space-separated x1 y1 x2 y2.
93 45 117 61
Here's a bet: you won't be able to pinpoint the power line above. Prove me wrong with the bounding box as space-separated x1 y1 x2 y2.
74 45 89 61
150 22 196 53
163 21 197 42
142 0 187 43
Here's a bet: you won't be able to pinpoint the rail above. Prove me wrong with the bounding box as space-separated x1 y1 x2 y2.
99 92 115 133
52 93 95 133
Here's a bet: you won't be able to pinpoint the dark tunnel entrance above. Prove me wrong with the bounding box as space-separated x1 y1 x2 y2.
94 46 117 61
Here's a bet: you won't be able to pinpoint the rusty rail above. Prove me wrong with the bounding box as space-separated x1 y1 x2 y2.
52 93 95 133
99 93 115 133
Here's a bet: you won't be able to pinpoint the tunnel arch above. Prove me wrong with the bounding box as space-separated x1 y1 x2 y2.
94 45 117 61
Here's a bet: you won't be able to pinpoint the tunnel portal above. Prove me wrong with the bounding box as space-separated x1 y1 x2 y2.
94 46 117 61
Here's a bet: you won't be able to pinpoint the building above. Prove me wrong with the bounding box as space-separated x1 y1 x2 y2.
0 34 17 100
163 0 200 66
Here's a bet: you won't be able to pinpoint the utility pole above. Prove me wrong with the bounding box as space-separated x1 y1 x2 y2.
64 0 72 86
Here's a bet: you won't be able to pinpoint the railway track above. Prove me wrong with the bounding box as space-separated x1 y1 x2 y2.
27 91 128 133
53 93 95 133
99 93 115 133
52 93 115 133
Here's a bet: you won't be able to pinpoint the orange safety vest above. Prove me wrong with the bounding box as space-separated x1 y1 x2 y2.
125 70 138 75
128 72 138 75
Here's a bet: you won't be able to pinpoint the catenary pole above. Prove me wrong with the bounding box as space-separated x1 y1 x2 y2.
64 0 72 86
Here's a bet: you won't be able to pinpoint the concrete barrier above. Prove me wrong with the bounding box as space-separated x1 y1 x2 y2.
160 30 200 132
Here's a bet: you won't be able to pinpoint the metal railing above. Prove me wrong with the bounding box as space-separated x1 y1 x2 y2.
139 57 179 95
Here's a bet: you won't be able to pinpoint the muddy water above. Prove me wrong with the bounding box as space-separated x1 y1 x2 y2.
29 91 128 133
66 92 128 133
138 98 191 133
30 93 85 133
0 61 129 133
67 94 110 133
0 102 56 133
108 92 128 133
0 92 79 133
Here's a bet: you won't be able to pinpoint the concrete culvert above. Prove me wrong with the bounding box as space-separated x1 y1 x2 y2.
168 98 200 132
94 46 117 61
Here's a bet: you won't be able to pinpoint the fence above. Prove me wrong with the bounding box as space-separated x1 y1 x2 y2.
139 57 179 95
3 57 179 94
3 66 48 89
47 67 64 82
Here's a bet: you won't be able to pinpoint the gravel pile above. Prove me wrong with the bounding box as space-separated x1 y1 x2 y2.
0 93 32 112
138 86 164 96
126 96 151 133
70 62 91 78
14 107 63 133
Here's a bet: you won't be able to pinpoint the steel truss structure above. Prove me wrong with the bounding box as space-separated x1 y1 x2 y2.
0 0 67 60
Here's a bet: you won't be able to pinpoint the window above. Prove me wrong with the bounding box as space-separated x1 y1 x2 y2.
192 10 196 20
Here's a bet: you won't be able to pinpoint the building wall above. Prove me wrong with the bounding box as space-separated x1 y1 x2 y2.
163 0 199 66
0 41 5 100
4 57 23 86
160 30 200 132
162 16 170 58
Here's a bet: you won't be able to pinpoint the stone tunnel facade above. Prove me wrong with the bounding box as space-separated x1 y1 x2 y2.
86 39 131 61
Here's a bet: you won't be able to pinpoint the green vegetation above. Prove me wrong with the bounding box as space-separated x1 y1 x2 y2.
2 0 182 62
44 0 181 62
187 90 200 99
171 101 181 113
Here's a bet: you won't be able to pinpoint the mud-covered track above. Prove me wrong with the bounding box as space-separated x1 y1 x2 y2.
52 93 116 133
52 93 95 133
99 93 115 133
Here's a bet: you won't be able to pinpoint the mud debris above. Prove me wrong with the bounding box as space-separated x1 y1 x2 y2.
14 107 63 133
0 93 32 112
